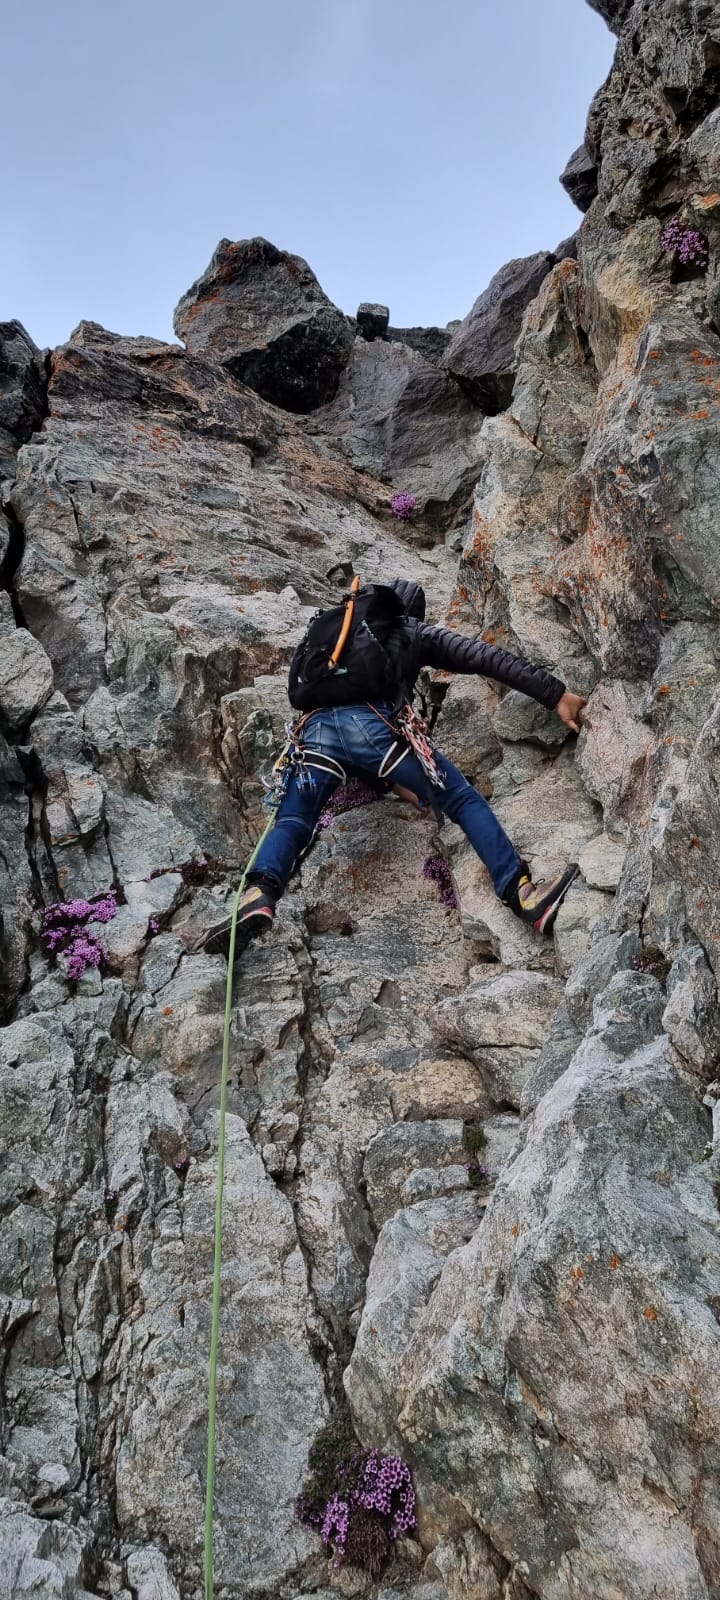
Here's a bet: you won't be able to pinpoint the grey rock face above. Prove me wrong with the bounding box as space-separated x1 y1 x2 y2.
663 944 720 1082
0 1494 101 1599
387 324 455 364
553 878 612 977
174 236 354 412
577 832 626 890
344 1195 485 1445
364 1120 466 1228
460 258 598 695
659 696 720 982
434 677 502 791
586 0 632 27
556 311 720 676
305 336 484 524
3 0 720 1589
564 927 640 1029
0 625 54 730
492 689 569 749
443 252 556 413
432 971 566 1108
0 735 35 1016
384 1027 720 1600
125 1546 181 1600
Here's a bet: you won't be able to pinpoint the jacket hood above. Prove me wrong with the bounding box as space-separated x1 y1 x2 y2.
389 578 426 621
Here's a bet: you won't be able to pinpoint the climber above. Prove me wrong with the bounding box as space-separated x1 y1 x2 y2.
200 579 587 959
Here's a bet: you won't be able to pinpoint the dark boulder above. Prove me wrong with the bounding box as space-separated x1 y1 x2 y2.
356 303 389 340
560 144 599 212
173 237 354 414
442 252 555 413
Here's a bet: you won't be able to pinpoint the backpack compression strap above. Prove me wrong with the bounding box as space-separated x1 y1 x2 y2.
329 575 361 667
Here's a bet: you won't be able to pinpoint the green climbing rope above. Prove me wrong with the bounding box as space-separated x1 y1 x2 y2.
204 806 279 1600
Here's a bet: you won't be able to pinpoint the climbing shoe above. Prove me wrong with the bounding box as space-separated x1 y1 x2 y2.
506 863 579 935
199 881 277 961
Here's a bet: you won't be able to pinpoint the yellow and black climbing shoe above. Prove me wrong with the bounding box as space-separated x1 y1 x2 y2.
507 863 579 935
200 882 277 961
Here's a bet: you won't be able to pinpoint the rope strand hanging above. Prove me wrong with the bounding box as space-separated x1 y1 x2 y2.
203 804 279 1600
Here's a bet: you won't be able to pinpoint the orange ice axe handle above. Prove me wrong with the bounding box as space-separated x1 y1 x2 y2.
329 575 361 667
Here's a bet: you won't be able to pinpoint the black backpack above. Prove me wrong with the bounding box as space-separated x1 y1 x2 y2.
288 582 417 711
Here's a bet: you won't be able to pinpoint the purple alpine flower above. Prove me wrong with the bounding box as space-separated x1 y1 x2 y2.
660 216 685 254
40 887 118 974
355 1451 417 1539
321 1494 351 1565
90 891 118 924
391 492 417 521
297 1434 417 1572
65 932 108 980
423 854 457 909
390 492 419 524
677 228 709 267
317 778 381 832
661 216 709 269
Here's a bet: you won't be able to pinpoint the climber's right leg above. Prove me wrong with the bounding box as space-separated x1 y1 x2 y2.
431 747 578 932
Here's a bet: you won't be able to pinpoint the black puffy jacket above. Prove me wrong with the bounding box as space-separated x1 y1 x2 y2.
386 579 565 711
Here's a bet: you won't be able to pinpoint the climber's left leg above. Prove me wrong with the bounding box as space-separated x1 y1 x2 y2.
199 753 342 959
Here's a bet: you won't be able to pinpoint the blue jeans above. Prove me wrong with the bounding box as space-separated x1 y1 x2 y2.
252 704 522 900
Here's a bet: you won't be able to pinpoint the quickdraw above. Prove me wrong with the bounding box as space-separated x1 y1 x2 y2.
261 718 347 808
262 732 296 809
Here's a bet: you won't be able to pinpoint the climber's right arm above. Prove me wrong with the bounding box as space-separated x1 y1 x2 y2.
416 623 566 711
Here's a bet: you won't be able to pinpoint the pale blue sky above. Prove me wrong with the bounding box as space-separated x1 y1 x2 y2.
5 0 614 350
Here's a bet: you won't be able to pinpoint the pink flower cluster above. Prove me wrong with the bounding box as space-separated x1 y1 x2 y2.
40 890 118 979
661 216 709 268
66 935 107 979
423 854 457 908
321 1495 350 1566
391 492 417 521
354 1449 417 1540
317 778 381 831
303 1447 417 1568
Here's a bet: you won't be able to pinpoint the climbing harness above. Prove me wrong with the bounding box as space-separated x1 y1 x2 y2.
261 718 347 808
203 802 279 1600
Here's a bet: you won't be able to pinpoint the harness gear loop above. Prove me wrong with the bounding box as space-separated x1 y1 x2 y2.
368 701 446 790
297 750 347 782
203 802 279 1600
329 574 361 667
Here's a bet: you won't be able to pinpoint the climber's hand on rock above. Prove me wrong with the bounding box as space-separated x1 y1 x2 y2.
556 691 587 734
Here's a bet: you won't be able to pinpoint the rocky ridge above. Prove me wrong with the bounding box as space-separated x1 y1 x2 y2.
2 2 720 1598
